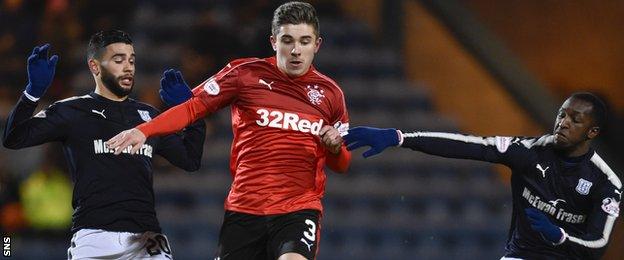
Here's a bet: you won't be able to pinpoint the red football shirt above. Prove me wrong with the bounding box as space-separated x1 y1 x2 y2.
138 57 351 215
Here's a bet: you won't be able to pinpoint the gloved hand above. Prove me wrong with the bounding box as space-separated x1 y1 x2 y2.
525 208 564 245
159 69 191 106
25 43 59 99
343 126 400 158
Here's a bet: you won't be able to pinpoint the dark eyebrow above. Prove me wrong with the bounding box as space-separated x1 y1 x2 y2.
280 35 314 40
111 53 136 58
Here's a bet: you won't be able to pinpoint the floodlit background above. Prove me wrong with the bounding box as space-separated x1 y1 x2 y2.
1 0 622 259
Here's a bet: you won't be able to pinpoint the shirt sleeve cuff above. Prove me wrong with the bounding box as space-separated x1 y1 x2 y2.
396 130 404 147
553 228 568 246
136 123 151 138
23 91 40 102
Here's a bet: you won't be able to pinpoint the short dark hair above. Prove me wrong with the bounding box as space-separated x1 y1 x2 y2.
87 30 132 60
271 1 319 37
569 92 607 129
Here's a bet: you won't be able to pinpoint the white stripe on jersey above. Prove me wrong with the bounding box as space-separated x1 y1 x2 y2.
518 135 554 149
56 94 93 103
402 132 556 151
402 132 498 145
564 152 620 249
566 215 617 248
23 90 40 102
590 153 622 189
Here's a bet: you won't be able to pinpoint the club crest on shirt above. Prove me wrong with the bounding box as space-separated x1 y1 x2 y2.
601 197 620 217
306 85 325 105
137 110 152 122
575 178 593 195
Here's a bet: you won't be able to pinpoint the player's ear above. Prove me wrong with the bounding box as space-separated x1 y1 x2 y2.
270 35 277 51
314 36 322 54
587 126 600 139
88 59 100 75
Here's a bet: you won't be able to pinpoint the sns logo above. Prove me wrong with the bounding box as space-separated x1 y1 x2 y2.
3 236 9 257
256 109 323 135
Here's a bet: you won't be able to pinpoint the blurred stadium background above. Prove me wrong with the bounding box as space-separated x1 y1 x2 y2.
1 0 622 259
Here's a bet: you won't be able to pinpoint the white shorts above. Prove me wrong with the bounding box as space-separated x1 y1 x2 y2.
67 229 173 260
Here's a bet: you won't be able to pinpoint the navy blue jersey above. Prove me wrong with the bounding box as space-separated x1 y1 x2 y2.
3 92 206 233
400 132 621 260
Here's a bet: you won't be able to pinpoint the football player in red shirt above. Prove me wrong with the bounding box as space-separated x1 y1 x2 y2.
107 2 350 259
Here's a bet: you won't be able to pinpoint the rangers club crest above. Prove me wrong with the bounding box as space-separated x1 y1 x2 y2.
306 85 325 105
576 178 593 195
137 110 152 122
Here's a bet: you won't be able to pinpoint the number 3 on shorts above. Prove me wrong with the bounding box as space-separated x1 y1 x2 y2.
300 219 316 251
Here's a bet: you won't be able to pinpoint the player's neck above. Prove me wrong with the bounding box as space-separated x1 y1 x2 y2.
276 63 312 79
281 68 310 79
95 82 128 102
558 142 591 158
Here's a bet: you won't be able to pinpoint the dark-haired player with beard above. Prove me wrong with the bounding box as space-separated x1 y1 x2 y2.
344 93 621 259
3 30 206 259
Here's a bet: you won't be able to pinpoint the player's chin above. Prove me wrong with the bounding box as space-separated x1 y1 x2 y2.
285 71 303 78
553 139 571 150
286 65 307 76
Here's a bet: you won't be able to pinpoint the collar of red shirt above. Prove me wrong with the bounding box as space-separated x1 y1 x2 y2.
266 56 317 80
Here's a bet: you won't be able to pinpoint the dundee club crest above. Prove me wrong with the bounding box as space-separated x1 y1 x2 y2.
576 178 593 195
137 110 152 122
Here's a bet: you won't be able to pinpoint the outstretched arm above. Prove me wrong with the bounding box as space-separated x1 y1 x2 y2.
344 126 531 167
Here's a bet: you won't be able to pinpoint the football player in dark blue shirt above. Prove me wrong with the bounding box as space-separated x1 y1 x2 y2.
343 93 621 259
3 30 205 259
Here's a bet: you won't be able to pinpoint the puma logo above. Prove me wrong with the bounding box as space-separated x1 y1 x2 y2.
548 199 566 207
536 163 549 178
259 79 275 90
91 109 106 119
300 238 313 252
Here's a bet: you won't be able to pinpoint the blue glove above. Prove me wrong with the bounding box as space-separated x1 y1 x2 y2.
343 126 399 158
25 43 59 99
159 69 192 106
525 208 564 244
